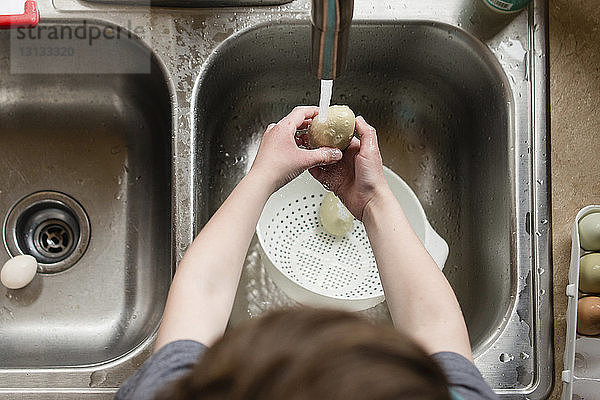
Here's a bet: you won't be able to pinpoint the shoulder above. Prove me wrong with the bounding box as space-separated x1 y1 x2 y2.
431 352 499 400
115 340 207 400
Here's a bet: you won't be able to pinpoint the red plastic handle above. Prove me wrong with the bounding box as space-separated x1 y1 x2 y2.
0 0 40 29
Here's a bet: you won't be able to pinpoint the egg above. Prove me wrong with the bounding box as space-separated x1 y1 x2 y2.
308 105 356 150
577 296 600 336
1 255 38 290
320 192 354 236
579 212 600 251
580 253 600 293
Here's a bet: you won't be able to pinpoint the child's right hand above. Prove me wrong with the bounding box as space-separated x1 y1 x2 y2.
249 106 343 193
309 117 390 221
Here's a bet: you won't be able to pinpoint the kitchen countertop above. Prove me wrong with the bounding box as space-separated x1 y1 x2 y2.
549 0 600 399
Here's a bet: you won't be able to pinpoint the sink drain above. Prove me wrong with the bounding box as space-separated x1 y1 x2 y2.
3 192 91 274
34 218 75 259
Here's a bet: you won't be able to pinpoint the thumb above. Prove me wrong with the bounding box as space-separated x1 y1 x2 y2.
303 147 343 168
355 116 381 158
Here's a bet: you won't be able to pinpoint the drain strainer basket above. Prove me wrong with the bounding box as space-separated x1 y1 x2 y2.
256 167 449 311
3 191 90 274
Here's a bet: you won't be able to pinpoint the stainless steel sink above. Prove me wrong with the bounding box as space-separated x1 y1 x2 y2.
0 22 172 368
195 19 512 355
193 14 551 400
0 0 551 398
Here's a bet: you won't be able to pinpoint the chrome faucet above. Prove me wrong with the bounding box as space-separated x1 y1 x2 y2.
310 0 354 80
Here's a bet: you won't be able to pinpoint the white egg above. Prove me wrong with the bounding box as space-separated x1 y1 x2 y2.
1 255 38 289
320 192 354 236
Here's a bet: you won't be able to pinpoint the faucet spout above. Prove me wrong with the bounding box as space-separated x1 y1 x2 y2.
310 0 354 80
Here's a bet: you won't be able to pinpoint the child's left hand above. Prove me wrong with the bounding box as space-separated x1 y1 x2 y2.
250 106 343 192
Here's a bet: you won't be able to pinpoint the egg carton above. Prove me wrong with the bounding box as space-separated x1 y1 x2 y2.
562 205 600 400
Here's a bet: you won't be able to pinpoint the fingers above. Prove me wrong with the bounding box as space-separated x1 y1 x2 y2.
295 132 310 149
341 138 361 166
298 118 313 131
279 106 319 130
264 123 277 134
302 147 342 168
346 137 361 153
265 115 311 139
355 116 380 157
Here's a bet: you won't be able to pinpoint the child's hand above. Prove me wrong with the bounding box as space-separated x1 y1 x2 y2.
309 117 389 221
250 106 343 192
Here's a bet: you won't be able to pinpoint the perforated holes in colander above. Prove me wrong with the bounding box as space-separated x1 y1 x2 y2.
260 181 384 301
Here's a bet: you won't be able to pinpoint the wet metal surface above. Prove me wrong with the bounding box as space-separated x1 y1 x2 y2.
3 191 91 272
196 20 513 356
0 0 550 398
0 30 172 367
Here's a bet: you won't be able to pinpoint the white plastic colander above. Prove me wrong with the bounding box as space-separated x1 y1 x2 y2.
256 167 449 311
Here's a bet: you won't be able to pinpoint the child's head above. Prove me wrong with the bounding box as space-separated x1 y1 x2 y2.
160 308 451 400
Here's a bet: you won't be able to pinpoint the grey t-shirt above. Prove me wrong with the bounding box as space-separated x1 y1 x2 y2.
115 340 498 400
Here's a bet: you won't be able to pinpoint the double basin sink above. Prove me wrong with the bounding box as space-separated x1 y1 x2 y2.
0 0 551 398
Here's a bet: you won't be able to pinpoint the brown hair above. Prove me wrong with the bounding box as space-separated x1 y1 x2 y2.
159 308 451 400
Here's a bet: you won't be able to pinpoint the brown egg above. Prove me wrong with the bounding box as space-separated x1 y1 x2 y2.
577 296 600 336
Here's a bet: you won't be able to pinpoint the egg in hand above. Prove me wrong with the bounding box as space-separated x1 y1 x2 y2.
308 105 356 151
